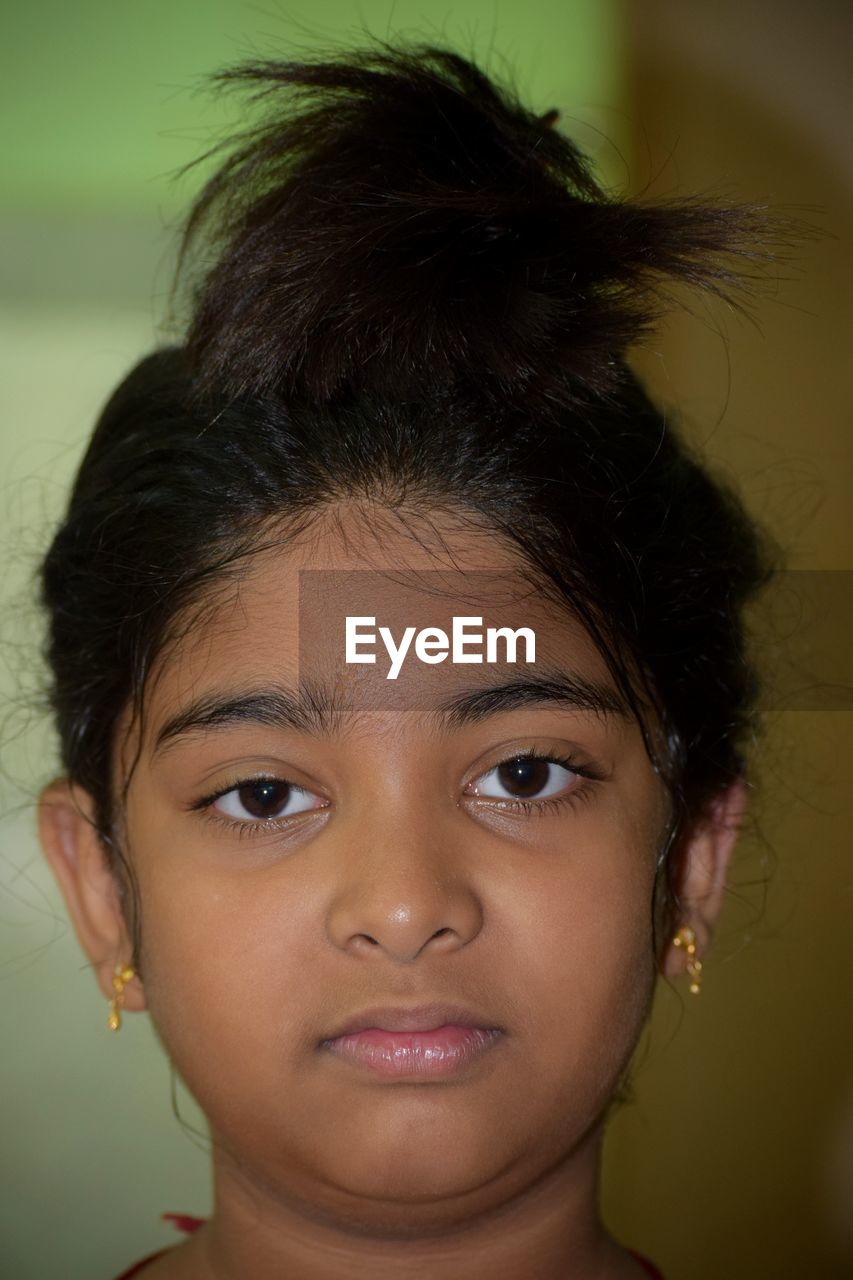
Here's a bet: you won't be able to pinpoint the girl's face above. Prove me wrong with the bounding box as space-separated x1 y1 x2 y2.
113 504 670 1231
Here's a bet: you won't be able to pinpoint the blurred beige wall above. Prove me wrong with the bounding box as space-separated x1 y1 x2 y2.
602 4 853 1278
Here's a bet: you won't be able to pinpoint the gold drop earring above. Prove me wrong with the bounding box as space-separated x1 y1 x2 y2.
673 925 703 995
107 964 136 1031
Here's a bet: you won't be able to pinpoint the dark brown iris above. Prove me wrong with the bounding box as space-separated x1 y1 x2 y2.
497 758 551 798
237 780 291 818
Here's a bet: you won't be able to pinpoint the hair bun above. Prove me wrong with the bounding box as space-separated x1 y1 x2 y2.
174 43 777 410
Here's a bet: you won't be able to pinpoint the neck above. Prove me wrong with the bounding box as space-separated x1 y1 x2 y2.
170 1118 645 1280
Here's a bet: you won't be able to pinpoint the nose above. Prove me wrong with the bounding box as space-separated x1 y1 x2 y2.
324 794 484 964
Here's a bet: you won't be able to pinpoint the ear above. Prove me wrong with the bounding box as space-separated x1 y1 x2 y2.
37 777 146 1015
661 778 749 981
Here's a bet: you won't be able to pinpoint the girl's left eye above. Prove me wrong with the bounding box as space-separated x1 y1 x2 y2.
211 779 323 822
466 755 581 804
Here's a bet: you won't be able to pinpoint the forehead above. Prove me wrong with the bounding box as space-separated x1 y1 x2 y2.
132 502 631 757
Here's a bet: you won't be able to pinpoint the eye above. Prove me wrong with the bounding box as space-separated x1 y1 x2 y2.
466 754 580 802
212 778 322 822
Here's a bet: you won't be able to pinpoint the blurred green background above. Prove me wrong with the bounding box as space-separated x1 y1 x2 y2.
2 2 852 1278
3 0 622 214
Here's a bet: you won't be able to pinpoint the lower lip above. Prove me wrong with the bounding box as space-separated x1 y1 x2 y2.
321 1025 503 1078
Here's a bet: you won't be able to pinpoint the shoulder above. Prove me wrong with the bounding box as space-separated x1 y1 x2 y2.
110 1213 206 1278
628 1248 667 1279
111 1248 170 1279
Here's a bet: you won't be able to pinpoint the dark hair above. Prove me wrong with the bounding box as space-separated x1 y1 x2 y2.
40 44 780 975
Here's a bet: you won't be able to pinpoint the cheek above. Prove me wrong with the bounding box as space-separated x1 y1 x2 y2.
132 851 311 1087
510 820 658 1088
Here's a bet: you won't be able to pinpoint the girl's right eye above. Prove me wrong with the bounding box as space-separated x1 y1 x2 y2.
211 778 324 822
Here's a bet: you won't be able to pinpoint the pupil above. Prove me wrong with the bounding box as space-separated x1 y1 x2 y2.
498 758 549 798
238 780 289 818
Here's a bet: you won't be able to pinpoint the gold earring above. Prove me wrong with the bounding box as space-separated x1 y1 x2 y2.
107 964 136 1031
673 925 702 995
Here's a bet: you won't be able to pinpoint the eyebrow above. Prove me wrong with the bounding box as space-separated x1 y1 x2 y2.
152 668 630 757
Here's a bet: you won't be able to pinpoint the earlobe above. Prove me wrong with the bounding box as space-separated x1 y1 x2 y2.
37 777 145 1015
662 778 749 982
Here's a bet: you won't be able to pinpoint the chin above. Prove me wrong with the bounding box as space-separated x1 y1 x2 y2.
300 1121 523 1217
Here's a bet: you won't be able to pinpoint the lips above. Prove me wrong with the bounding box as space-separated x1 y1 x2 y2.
317 1001 506 1078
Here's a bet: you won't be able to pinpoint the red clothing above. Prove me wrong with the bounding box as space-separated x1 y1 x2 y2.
113 1215 665 1278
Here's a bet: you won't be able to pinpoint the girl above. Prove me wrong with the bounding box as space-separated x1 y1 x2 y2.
36 43 779 1280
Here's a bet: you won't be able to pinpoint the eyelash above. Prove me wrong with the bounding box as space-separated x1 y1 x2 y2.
190 749 600 840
